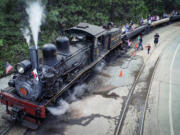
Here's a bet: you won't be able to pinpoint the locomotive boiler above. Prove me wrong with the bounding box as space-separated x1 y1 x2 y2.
10 36 89 101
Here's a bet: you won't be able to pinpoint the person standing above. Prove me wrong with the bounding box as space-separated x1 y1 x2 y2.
147 18 151 32
146 44 151 54
137 35 143 50
154 33 160 46
125 23 130 33
129 21 134 30
147 14 152 32
140 17 144 25
147 14 151 20
127 39 132 49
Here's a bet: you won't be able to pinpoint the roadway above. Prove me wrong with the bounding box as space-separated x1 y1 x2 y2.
144 24 180 135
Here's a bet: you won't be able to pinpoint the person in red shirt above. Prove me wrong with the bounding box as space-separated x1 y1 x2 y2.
146 44 151 54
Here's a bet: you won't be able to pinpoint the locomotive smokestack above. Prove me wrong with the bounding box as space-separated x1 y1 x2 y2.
29 46 39 72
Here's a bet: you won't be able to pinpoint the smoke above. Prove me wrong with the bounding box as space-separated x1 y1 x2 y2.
47 84 88 116
21 27 31 46
69 84 88 102
47 99 70 116
25 0 45 48
94 60 106 73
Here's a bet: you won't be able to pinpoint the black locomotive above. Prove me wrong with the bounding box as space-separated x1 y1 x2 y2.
0 22 123 129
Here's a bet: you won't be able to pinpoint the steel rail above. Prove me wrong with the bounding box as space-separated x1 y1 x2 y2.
114 39 161 135
0 124 13 135
114 58 145 135
139 56 160 135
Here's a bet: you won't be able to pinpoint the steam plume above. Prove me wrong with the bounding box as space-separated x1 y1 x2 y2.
26 0 45 48
21 27 31 46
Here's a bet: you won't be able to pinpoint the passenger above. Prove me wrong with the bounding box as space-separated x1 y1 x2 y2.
137 35 143 50
121 26 126 34
147 14 151 20
140 17 144 25
146 44 151 54
147 18 151 32
163 13 168 18
125 23 130 33
129 21 134 30
157 16 160 20
128 39 132 49
154 33 160 46
172 10 175 16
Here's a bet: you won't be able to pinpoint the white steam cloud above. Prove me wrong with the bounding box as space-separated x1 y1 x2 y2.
70 84 88 102
25 0 45 48
47 84 89 116
21 27 31 46
47 99 70 116
94 60 106 73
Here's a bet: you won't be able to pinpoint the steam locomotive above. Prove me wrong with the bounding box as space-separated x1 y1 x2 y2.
0 14 180 129
0 22 123 129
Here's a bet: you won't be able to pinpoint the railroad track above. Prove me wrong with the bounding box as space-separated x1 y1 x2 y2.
0 124 13 135
0 125 29 135
114 56 145 135
0 119 29 135
139 56 160 135
114 44 162 135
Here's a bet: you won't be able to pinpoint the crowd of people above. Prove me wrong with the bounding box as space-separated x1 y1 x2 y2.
127 32 160 55
123 11 180 55
123 10 180 34
122 14 153 34
122 13 171 34
123 13 161 55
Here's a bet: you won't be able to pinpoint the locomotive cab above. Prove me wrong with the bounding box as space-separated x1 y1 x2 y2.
66 22 109 62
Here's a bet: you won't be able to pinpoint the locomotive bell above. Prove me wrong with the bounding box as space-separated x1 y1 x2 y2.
56 36 70 53
42 43 57 66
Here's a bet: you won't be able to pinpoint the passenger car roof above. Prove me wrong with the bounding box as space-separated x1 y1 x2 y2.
68 22 106 37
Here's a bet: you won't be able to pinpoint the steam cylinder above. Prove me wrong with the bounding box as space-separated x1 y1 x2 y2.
56 36 70 53
42 43 57 66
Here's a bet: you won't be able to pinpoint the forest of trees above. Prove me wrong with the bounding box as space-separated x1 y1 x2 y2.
0 0 180 76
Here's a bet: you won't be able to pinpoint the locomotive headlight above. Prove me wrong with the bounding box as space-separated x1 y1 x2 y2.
16 64 25 74
16 60 32 74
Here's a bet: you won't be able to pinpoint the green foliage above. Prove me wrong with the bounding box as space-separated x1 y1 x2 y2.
0 39 3 47
0 0 179 77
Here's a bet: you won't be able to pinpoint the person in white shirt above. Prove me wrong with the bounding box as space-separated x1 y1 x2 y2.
147 18 151 32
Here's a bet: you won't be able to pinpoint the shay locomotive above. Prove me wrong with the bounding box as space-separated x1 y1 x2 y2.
0 14 180 129
0 22 123 129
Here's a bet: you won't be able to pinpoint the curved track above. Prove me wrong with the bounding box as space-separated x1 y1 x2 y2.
139 56 160 135
114 42 159 135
